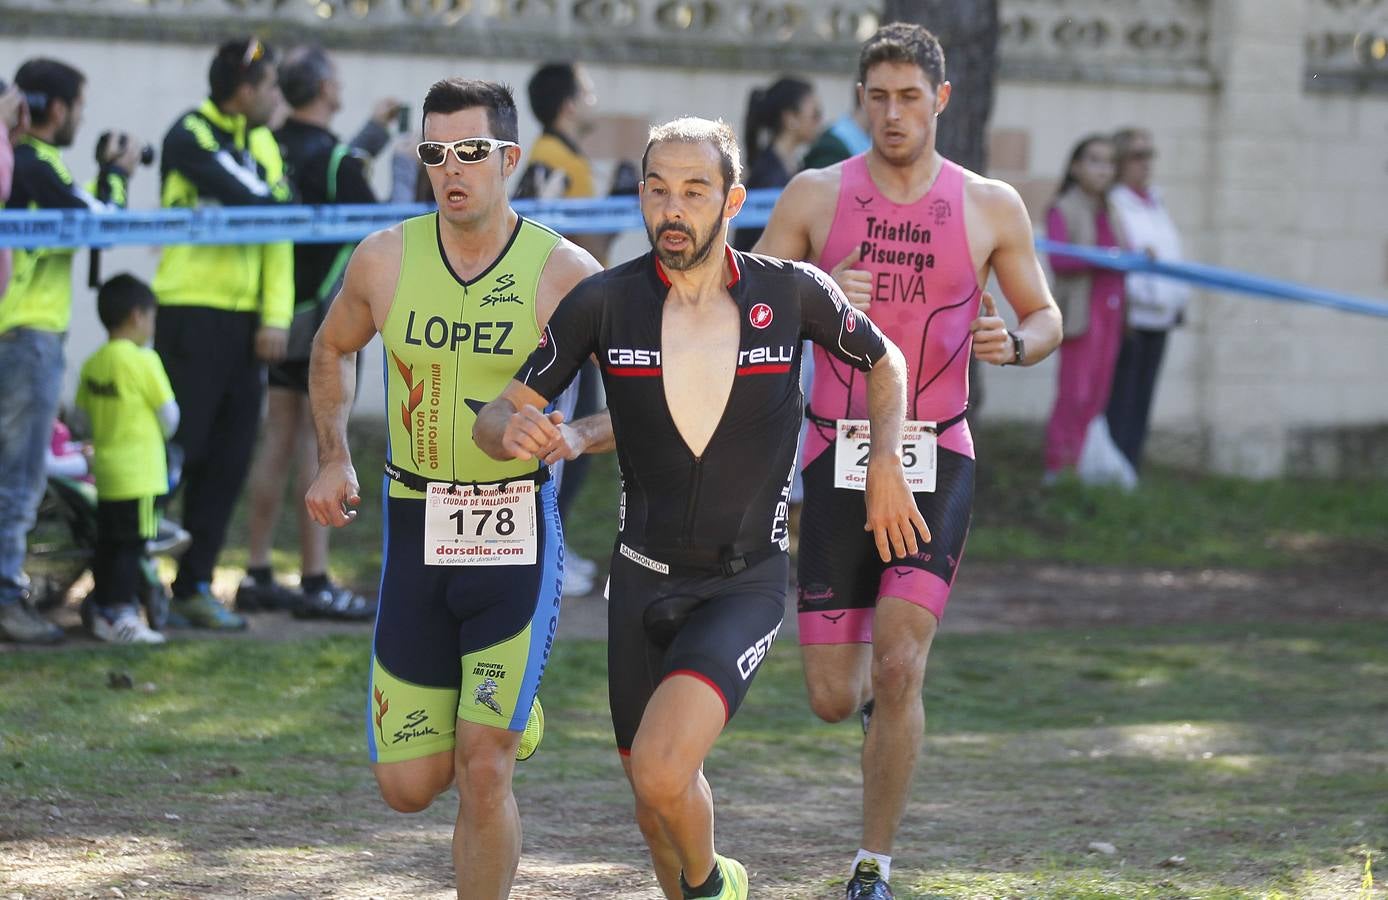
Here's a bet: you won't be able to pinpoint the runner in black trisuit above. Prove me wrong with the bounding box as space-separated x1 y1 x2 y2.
474 117 927 900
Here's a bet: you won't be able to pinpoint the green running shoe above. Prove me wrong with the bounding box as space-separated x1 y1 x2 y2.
516 696 544 761
681 854 748 899
846 859 894 899
171 592 247 631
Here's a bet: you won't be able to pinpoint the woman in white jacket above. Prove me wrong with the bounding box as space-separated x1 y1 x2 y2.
1105 128 1191 473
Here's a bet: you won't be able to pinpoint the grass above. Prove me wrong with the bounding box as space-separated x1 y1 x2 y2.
2 623 1384 897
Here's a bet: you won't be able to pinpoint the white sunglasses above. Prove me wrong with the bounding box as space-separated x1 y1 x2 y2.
416 137 518 166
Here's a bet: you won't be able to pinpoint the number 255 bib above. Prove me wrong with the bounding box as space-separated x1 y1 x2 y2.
833 419 937 493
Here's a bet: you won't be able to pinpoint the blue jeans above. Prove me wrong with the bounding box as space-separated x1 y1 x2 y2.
0 328 65 604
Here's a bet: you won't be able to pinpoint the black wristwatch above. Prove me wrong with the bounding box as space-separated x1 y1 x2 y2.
1005 330 1026 366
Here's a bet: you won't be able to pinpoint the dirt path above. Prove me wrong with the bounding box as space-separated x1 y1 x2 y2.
3 561 1385 899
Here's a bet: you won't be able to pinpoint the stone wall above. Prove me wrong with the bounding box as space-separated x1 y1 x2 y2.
3 0 1386 475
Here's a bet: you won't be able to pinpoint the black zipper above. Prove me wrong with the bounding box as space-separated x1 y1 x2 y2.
681 455 704 547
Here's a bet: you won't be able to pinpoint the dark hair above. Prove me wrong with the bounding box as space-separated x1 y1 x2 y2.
421 78 519 143
858 22 946 89
743 76 814 169
208 37 278 105
1056 133 1113 198
527 63 580 131
97 273 157 331
14 58 85 127
642 117 742 194
279 45 333 110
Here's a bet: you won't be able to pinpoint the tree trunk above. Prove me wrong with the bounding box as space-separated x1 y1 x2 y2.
882 0 1000 416
881 0 1001 173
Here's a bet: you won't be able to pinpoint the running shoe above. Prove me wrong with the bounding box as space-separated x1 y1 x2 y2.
562 565 594 597
171 592 247 630
845 859 893 899
90 605 166 645
0 597 64 644
565 547 598 579
515 696 545 761
293 583 375 621
681 854 748 899
234 574 301 612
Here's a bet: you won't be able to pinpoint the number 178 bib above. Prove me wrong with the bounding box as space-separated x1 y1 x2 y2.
424 481 537 566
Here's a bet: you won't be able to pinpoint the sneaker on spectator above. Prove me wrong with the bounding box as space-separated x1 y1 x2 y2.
293 582 376 621
0 597 64 644
235 574 301 612
90 604 166 644
562 565 594 598
171 592 247 630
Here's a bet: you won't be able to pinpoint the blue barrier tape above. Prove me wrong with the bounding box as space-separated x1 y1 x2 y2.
1034 239 1388 320
0 190 782 248
2 189 1385 319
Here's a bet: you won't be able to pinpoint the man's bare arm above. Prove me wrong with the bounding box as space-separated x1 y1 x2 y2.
750 170 830 261
972 180 1064 366
534 237 603 327
474 380 614 464
305 228 399 527
862 341 931 561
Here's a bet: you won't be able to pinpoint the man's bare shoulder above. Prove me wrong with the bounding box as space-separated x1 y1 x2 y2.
782 164 844 203
544 236 604 292
961 169 1031 222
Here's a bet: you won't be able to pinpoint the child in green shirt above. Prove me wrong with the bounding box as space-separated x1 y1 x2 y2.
75 275 179 643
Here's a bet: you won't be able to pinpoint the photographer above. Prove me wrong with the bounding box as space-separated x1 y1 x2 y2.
234 44 392 621
151 37 294 631
0 58 143 645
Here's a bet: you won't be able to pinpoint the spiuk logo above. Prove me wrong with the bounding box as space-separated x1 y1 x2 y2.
391 351 425 465
373 687 389 744
749 303 773 329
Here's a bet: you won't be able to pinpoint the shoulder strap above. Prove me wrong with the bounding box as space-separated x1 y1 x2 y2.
310 144 361 302
324 143 352 203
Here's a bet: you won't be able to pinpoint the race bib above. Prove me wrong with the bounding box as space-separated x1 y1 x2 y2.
833 419 937 493
424 481 537 566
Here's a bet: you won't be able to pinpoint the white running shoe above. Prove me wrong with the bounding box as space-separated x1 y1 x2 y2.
565 547 598 579
562 566 594 598
91 606 166 644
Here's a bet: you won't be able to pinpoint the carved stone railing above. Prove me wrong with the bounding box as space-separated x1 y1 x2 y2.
1000 0 1214 87
0 0 1217 83
1306 0 1388 91
0 0 882 71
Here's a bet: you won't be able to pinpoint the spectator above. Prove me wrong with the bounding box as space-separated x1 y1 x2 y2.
514 61 614 597
1043 134 1126 482
74 274 177 644
234 44 389 621
800 88 870 172
732 75 821 251
1 83 28 298
1106 127 1190 474
0 57 140 645
151 36 293 630
514 62 612 261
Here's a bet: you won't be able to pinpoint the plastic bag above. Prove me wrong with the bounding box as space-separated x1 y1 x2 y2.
1076 415 1137 490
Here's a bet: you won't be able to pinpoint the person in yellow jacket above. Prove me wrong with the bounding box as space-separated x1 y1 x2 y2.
151 36 293 630
0 57 142 645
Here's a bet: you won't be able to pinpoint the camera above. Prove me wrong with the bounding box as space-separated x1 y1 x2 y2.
96 130 156 168
395 104 411 132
